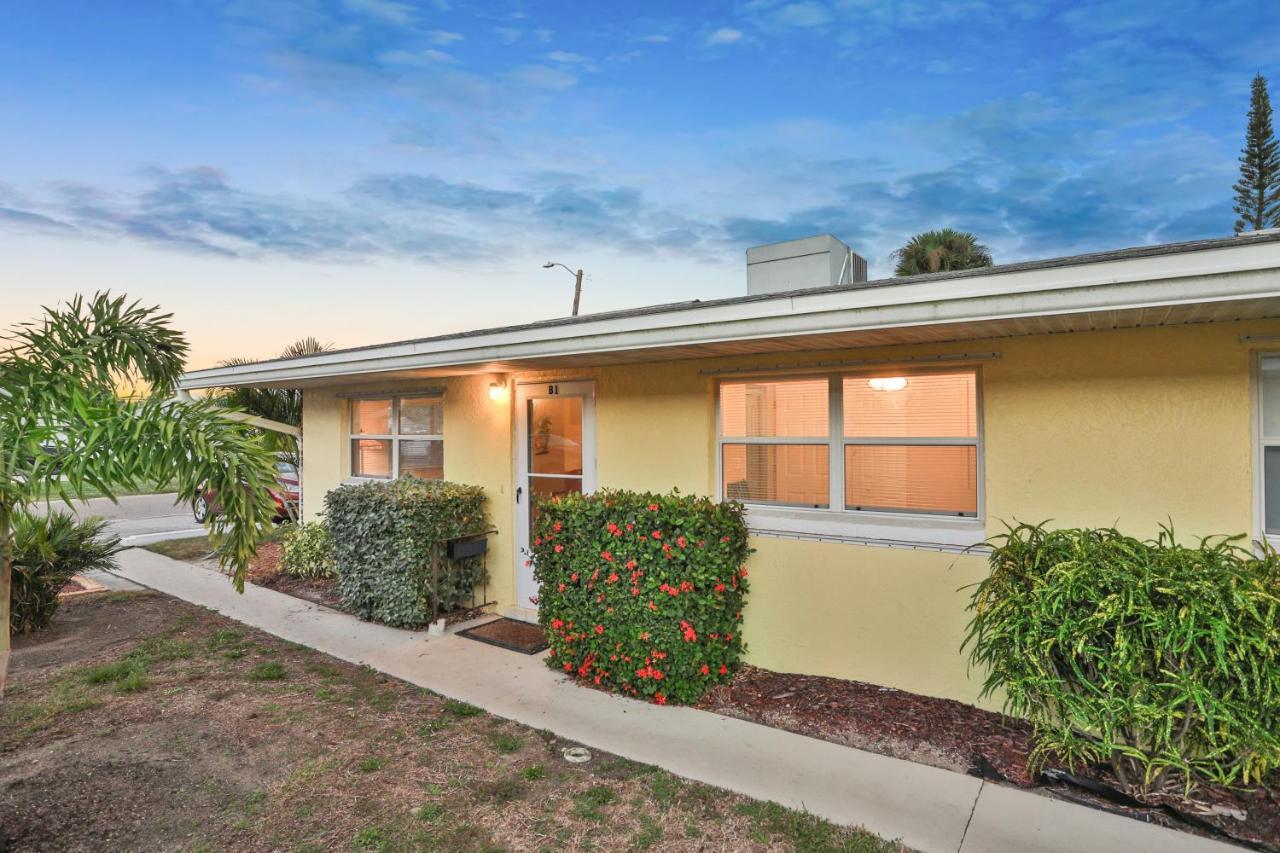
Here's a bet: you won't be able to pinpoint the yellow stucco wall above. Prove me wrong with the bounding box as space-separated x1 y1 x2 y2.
299 319 1277 707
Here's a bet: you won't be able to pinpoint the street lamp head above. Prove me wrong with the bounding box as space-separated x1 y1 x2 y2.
542 261 555 268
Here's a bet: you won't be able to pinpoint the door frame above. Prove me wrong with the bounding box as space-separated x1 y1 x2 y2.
511 379 597 619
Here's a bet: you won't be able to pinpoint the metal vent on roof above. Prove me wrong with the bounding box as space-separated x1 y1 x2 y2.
745 235 867 296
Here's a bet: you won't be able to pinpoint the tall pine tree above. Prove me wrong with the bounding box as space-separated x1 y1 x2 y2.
1233 73 1280 233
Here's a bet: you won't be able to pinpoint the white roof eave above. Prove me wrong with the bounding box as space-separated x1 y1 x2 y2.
180 241 1280 389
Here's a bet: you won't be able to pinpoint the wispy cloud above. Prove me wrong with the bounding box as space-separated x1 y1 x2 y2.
546 50 590 64
706 27 743 45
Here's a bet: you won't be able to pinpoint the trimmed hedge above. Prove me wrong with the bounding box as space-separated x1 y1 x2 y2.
964 522 1280 793
280 521 336 579
530 489 752 705
324 478 487 628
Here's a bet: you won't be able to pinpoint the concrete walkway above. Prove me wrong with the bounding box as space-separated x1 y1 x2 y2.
109 548 1240 853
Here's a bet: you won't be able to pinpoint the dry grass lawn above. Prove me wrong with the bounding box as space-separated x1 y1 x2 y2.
1 591 907 852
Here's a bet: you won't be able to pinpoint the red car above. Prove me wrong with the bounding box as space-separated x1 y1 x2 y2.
192 458 300 523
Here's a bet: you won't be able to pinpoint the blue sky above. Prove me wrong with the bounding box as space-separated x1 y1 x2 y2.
2 1 1278 367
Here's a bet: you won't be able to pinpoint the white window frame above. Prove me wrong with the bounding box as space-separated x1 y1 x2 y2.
348 394 444 480
715 367 986 549
1253 353 1280 549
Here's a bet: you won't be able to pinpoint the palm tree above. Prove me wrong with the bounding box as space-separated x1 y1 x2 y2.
1 293 279 691
892 229 993 276
215 337 333 466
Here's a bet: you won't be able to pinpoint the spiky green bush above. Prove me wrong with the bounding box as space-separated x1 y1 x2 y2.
11 510 121 634
964 522 1280 793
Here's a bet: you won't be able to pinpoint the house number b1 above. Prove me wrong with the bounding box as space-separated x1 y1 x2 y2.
547 384 560 395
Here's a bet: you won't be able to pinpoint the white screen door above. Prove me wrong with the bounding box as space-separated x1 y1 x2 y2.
514 381 597 617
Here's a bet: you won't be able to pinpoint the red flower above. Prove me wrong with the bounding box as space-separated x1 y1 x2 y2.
719 665 728 675
607 573 619 583
534 537 542 546
677 536 687 549
654 693 667 705
739 566 748 577
570 572 579 582
651 530 662 539
554 544 564 553
564 661 574 672
625 559 637 570
553 521 563 532
600 551 614 562
594 624 604 635
648 503 660 511
640 631 649 641
551 618 564 630
714 583 726 593
700 664 710 676
648 600 658 611
557 583 566 592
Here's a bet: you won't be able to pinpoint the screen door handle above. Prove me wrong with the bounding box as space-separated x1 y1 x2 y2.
516 486 523 504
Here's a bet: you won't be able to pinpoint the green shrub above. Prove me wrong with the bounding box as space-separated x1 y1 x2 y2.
531 489 752 706
10 510 121 634
324 478 488 628
281 521 336 579
964 522 1280 793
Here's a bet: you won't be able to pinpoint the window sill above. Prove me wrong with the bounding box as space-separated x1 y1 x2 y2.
742 505 988 553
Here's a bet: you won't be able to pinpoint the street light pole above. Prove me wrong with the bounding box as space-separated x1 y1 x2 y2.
542 261 585 316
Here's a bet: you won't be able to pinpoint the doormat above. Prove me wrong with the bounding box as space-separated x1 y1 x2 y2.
457 618 549 655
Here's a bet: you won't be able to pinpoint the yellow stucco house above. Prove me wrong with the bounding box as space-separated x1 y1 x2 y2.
181 231 1280 709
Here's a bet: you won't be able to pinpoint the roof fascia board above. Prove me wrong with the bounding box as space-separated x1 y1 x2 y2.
182 266 1280 389
181 246 1280 389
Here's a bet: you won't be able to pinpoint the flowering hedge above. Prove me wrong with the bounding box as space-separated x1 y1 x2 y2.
530 489 752 705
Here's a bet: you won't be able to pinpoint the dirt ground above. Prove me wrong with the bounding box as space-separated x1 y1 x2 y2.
700 665 1280 851
1 592 906 852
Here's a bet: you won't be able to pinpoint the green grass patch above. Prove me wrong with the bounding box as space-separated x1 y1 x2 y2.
442 700 482 718
649 771 679 805
415 802 445 823
519 764 546 781
490 732 523 755
141 537 213 563
350 825 389 852
247 662 287 682
358 756 384 773
635 815 663 849
2 675 102 739
733 801 897 852
572 784 618 821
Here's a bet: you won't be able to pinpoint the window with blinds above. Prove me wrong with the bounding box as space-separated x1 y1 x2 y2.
718 370 981 518
350 395 444 480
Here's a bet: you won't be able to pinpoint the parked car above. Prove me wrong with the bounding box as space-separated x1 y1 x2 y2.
193 458 300 523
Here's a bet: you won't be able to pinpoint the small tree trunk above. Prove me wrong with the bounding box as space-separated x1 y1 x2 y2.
0 505 12 695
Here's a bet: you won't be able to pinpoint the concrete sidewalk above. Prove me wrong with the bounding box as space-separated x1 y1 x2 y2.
109 548 1239 853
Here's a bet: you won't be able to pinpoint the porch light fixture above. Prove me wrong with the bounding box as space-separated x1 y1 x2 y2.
867 376 908 392
488 382 507 401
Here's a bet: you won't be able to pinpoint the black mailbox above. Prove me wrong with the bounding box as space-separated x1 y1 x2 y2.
446 536 488 560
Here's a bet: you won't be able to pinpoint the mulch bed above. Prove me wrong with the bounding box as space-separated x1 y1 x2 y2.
458 618 549 654
241 542 343 609
700 665 1280 851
